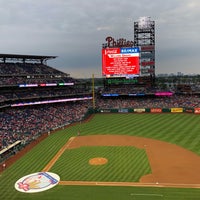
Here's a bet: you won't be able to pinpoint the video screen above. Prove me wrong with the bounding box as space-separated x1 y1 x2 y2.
102 47 140 77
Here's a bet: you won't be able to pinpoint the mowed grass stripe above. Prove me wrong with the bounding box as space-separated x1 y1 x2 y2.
50 146 150 182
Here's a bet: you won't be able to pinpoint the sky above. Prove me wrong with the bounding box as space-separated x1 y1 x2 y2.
0 0 200 78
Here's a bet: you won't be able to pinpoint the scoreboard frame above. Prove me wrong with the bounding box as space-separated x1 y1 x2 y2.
102 47 140 77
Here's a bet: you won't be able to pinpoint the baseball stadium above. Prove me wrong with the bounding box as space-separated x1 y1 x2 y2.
1 17 200 200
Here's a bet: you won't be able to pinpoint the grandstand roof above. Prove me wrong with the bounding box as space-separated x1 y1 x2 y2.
0 53 57 63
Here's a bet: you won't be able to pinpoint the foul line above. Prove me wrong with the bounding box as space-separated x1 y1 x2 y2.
59 180 200 189
42 137 75 172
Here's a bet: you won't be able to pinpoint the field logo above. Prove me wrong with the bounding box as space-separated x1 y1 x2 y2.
15 172 60 193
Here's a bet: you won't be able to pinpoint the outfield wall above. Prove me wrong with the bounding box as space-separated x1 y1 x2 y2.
97 107 200 114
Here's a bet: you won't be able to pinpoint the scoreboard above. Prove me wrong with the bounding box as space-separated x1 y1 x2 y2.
102 47 140 77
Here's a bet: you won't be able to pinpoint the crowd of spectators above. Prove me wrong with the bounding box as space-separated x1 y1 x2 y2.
0 62 66 75
0 62 73 86
96 95 200 109
0 101 91 151
101 85 147 94
0 76 74 86
0 87 90 103
0 62 90 106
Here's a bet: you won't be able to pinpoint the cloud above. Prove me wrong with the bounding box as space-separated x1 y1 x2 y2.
97 26 113 31
0 0 200 77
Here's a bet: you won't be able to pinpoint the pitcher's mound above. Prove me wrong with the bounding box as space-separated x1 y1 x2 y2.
89 157 108 165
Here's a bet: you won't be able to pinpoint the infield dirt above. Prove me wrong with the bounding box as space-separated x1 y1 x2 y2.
44 135 200 188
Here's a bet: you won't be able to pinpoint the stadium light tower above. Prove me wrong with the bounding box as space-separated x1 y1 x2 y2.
134 17 155 84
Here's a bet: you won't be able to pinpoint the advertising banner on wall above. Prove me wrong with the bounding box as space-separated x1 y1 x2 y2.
171 108 183 113
134 108 145 113
194 108 200 114
151 108 162 113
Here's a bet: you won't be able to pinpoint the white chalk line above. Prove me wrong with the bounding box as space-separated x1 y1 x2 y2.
59 181 200 189
131 193 163 197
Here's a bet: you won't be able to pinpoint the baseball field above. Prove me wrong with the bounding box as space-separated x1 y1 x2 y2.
1 113 200 199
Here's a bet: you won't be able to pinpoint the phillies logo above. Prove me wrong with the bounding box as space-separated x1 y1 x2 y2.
104 36 134 48
15 172 60 193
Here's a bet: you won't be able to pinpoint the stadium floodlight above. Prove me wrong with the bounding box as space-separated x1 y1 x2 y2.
138 16 151 29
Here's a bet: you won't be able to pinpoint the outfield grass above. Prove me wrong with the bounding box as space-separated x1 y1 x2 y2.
1 113 200 200
80 113 200 155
